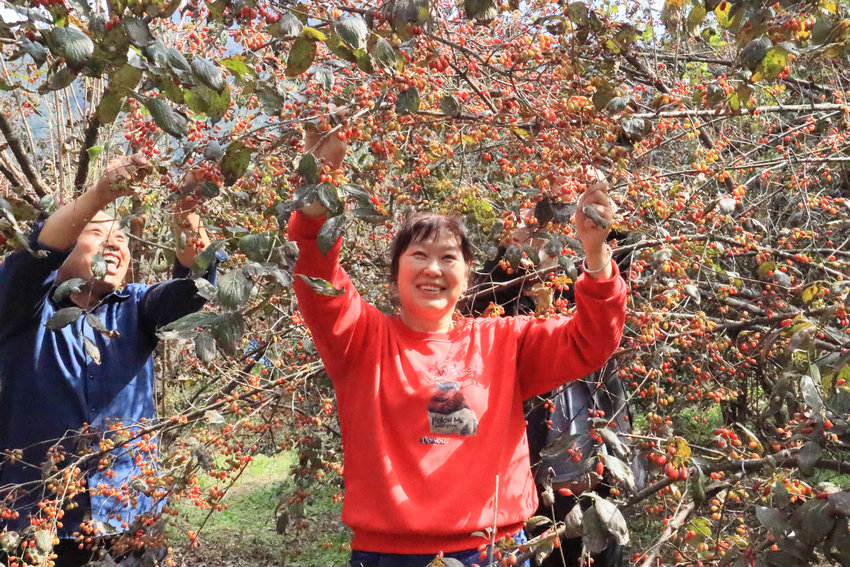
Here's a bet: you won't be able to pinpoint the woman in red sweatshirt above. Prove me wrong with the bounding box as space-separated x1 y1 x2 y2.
289 174 626 567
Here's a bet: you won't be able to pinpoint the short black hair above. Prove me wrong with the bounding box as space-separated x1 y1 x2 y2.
389 213 474 284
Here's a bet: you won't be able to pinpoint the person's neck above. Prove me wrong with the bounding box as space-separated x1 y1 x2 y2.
400 311 454 333
69 285 107 310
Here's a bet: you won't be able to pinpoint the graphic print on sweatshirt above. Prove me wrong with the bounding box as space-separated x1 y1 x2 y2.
427 380 479 436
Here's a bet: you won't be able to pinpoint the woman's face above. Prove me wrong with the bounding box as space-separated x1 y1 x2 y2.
396 231 469 333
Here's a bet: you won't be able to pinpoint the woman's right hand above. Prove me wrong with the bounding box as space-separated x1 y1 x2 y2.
301 200 329 218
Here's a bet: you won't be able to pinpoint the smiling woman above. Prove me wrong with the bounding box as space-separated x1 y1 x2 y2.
288 175 626 567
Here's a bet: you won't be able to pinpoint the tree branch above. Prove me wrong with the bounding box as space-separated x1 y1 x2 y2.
74 115 101 190
0 112 49 197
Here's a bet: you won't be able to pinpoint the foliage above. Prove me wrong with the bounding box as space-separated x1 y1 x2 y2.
1 0 850 564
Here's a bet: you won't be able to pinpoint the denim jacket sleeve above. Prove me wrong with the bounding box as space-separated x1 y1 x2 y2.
0 224 71 345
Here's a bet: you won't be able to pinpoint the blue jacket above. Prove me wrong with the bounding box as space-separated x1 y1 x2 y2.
0 225 218 537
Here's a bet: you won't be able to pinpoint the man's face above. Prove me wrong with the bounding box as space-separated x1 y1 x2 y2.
57 213 131 296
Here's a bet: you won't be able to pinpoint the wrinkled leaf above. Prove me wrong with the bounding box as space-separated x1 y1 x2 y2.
298 153 320 184
53 277 87 302
314 67 334 90
582 503 611 555
269 12 303 39
801 374 824 415
286 37 317 77
45 307 84 330
440 94 461 116
195 331 216 362
34 530 53 553
828 491 850 517
465 0 499 21
221 141 251 185
217 269 253 309
396 86 420 115
333 16 368 50
318 213 348 255
123 16 156 48
373 38 400 69
83 335 101 365
1 530 21 554
159 311 219 334
90 252 107 279
738 36 772 72
210 311 244 356
798 441 823 476
86 313 119 338
145 97 187 138
316 183 344 216
240 232 273 262
49 26 94 65
593 496 629 545
756 505 790 535
297 274 344 296
192 56 225 93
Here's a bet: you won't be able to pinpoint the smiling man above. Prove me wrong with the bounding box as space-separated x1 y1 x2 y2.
0 154 219 566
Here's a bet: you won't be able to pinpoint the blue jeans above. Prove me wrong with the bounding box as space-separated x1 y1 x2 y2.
349 530 530 567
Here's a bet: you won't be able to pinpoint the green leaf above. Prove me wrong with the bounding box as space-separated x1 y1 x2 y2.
464 0 499 21
40 66 78 94
220 141 251 185
144 97 187 138
86 313 119 338
192 240 226 275
193 278 217 301
239 232 273 262
314 67 334 90
34 530 53 554
316 183 344 216
1 531 21 554
301 26 328 42
593 496 629 545
165 46 192 74
286 36 317 77
204 140 224 162
195 331 216 362
191 57 225 93
738 36 772 72
45 307 84 330
83 335 101 365
256 86 285 115
12 38 48 65
221 55 256 79
756 506 790 535
440 94 461 116
157 311 218 340
90 252 107 279
268 12 303 39
756 47 789 81
801 374 824 415
798 441 823 476
53 278 87 302
298 153 320 184
217 269 253 309
123 16 156 48
396 86 420 115
297 274 345 296
49 26 94 65
829 492 850 516
686 2 707 33
605 96 629 113
318 213 348 255
581 503 611 555
210 311 244 356
96 91 124 124
86 145 104 162
333 15 368 50
604 454 635 491
373 38 400 69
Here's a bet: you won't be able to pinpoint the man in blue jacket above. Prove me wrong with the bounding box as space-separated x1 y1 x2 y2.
0 154 219 566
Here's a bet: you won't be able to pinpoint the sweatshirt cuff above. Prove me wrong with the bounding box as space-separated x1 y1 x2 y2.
288 210 326 241
575 259 624 299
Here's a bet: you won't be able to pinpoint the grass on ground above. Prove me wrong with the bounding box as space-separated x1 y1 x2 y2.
167 452 350 567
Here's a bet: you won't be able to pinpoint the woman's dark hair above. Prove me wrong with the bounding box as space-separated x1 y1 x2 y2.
389 213 474 284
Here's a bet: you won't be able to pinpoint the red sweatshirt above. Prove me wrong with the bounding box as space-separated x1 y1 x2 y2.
289 212 627 554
